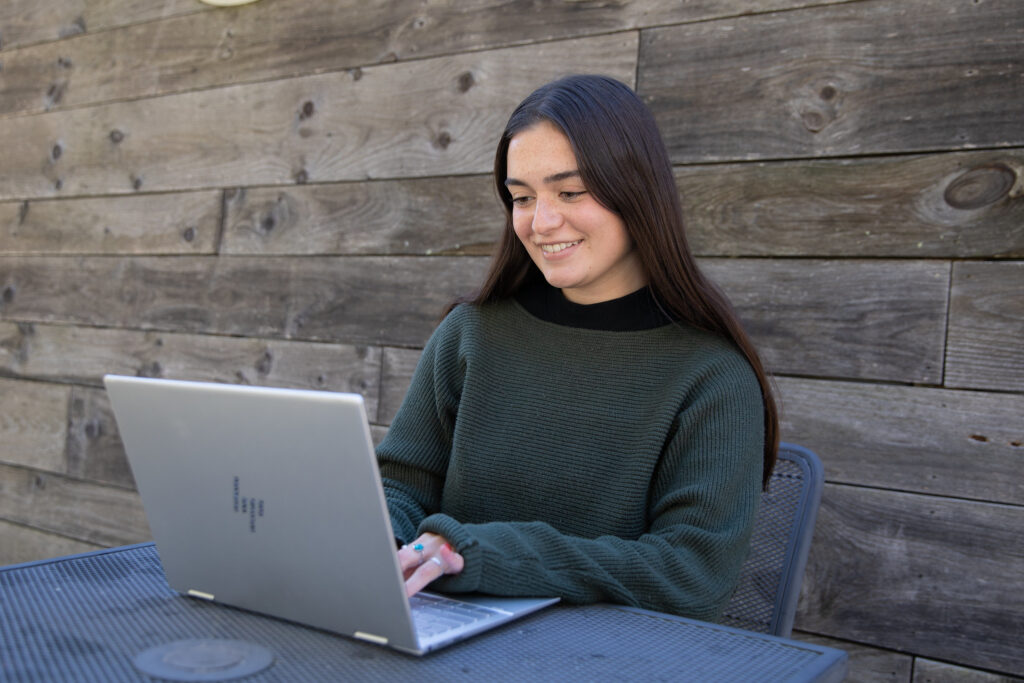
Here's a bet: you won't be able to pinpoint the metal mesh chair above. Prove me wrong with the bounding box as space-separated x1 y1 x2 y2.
719 443 824 637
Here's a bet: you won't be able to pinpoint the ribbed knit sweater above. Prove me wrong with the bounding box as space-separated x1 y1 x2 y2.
376 284 764 621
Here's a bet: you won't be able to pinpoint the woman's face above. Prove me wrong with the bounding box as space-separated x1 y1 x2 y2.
505 121 646 305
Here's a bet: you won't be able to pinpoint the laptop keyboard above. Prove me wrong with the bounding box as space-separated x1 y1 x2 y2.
410 593 507 638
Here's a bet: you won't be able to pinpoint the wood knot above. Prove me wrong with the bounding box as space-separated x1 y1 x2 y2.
109 129 124 143
182 227 196 242
256 350 273 375
457 71 475 93
800 110 828 133
1 285 14 304
819 85 837 101
294 169 309 184
434 131 452 150
131 174 143 190
138 361 163 378
51 144 62 161
299 100 315 120
46 82 67 107
84 419 103 440
944 164 1016 209
349 67 363 81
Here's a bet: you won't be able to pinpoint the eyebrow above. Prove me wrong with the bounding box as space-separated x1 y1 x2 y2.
504 170 581 187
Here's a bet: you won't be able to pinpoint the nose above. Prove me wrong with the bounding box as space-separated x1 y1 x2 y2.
531 197 563 234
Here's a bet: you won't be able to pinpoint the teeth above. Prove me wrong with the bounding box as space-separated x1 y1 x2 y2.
539 240 581 253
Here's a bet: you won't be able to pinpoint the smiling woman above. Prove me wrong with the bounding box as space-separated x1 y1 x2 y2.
505 121 646 304
376 75 779 621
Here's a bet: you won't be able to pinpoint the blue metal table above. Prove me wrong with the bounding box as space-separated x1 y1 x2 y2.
0 543 846 681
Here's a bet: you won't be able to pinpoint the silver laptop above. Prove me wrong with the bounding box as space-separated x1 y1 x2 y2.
103 375 558 655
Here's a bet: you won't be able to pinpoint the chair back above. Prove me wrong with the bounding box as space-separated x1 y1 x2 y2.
719 443 824 637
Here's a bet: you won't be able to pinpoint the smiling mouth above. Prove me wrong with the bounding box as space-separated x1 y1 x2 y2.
539 240 582 254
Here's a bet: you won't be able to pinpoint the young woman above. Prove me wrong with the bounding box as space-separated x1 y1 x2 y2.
376 75 778 621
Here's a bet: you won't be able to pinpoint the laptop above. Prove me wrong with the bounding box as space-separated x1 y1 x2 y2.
103 375 558 655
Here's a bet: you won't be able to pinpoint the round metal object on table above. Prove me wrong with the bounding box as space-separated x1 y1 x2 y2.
133 639 275 681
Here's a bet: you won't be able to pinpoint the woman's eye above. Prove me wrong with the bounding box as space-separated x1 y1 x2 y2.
511 196 532 206
561 191 586 200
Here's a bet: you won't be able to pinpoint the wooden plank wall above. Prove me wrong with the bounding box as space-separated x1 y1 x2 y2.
1 0 1021 679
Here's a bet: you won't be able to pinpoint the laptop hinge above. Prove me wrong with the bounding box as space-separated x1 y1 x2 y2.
186 589 215 601
354 631 389 645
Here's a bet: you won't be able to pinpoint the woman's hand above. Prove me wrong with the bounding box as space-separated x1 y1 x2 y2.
398 532 465 598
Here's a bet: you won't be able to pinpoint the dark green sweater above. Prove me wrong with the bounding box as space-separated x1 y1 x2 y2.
376 287 763 621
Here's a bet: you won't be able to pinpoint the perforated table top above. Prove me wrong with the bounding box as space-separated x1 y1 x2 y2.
1 544 846 682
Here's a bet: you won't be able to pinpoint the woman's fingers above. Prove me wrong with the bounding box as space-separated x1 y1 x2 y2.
439 542 465 574
399 536 465 597
404 556 448 597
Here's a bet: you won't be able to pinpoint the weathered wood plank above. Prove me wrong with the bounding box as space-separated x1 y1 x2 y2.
0 0 861 116
379 346 422 425
0 256 489 348
0 377 68 473
0 322 382 413
798 484 1024 677
703 259 949 383
945 262 1024 392
913 659 1024 683
222 177 500 255
0 519 102 568
776 377 1024 505
66 386 133 490
679 151 1024 258
0 462 150 547
0 257 950 381
0 191 220 255
0 0 203 50
0 34 637 201
640 0 1024 162
793 632 912 683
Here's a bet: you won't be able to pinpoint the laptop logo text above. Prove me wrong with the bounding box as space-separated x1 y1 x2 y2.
233 476 265 533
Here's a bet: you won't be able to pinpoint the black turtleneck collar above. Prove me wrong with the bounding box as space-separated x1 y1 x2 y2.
514 280 673 331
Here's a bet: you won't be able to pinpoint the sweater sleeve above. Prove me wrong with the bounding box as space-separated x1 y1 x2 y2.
418 357 764 622
376 309 465 546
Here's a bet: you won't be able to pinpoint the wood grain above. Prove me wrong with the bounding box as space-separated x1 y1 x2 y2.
0 377 68 473
0 256 490 347
799 483 1024 676
0 33 638 201
222 177 501 255
0 322 382 414
0 0 203 50
945 262 1024 392
912 659 1024 683
0 191 220 255
702 258 949 383
0 0 859 116
792 632 913 683
0 519 103 568
379 346 422 425
777 377 1024 505
1 257 949 381
66 386 133 490
640 0 1024 162
679 151 1024 258
0 462 150 547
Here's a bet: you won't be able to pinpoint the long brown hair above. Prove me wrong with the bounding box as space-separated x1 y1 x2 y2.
457 75 778 486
